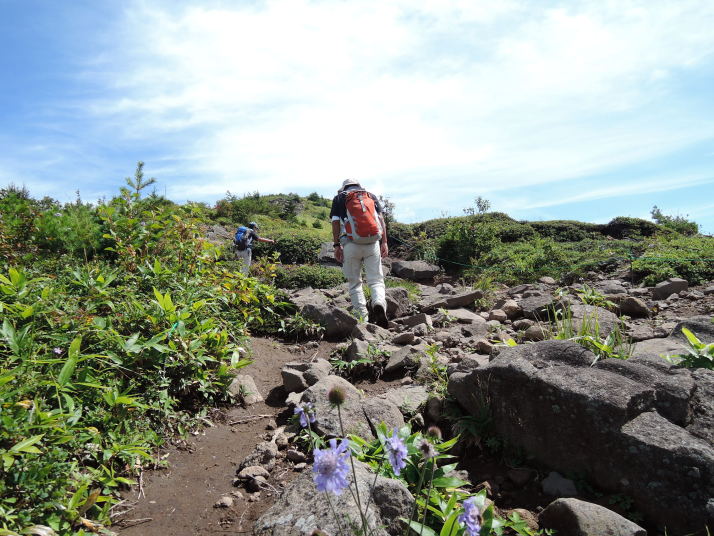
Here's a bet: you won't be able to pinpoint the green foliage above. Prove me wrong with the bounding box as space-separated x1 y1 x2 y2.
631 235 714 286
574 285 616 310
664 327 714 369
529 220 602 242
549 303 633 362
603 216 659 239
277 313 325 342
274 264 345 289
650 205 699 236
257 233 322 264
35 203 103 260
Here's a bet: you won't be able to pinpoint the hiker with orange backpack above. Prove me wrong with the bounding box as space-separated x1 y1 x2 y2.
330 179 389 327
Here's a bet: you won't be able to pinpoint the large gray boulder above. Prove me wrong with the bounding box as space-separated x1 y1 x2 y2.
540 498 646 536
391 260 440 282
255 460 413 535
448 340 714 532
653 277 688 300
519 293 559 321
300 376 404 439
632 315 714 359
420 288 484 312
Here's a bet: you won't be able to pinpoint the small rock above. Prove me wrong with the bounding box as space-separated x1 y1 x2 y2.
231 490 244 500
523 324 547 341
286 449 307 463
265 419 278 430
246 475 268 493
214 496 234 508
703 285 714 295
507 468 533 487
540 498 646 536
489 309 508 322
392 331 416 345
475 339 494 354
294 462 307 471
237 465 270 480
542 471 578 497
513 318 535 331
228 374 263 405
248 492 261 502
539 276 556 285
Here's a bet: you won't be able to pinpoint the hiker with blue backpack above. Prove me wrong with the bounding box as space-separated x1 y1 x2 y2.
330 179 389 328
233 221 275 275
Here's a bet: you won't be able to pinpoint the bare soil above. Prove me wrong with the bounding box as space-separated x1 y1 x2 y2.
114 337 336 536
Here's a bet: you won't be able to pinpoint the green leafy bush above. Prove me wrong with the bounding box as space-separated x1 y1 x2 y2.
258 233 322 264
529 220 602 242
603 217 659 239
274 264 345 289
631 235 714 285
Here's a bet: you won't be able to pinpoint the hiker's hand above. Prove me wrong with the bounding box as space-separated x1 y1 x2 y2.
380 241 388 258
334 245 344 264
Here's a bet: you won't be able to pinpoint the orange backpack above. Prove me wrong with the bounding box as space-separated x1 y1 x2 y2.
344 189 382 244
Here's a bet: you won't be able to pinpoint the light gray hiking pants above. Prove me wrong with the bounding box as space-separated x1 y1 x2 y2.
341 241 386 320
235 248 252 275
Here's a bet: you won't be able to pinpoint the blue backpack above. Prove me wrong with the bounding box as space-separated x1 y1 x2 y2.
234 226 250 251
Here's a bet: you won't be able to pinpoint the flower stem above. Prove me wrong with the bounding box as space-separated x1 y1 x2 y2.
404 461 427 536
337 404 370 536
419 459 436 535
326 492 346 536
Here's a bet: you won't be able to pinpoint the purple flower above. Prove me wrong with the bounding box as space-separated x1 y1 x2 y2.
458 497 481 536
53 347 62 355
385 428 407 476
313 438 351 495
294 402 316 428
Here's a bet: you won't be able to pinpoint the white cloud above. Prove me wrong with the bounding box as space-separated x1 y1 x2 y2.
70 0 714 223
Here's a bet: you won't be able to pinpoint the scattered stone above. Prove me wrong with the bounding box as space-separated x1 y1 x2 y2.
352 322 391 342
523 324 547 341
385 347 420 374
265 419 278 430
385 287 411 318
246 475 268 493
539 276 556 285
520 294 558 321
513 318 535 331
239 442 279 472
542 472 578 497
488 309 508 322
293 463 306 471
540 498 646 536
448 308 487 325
237 465 270 480
475 339 494 354
400 312 433 328
248 492 261 502
392 331 416 345
281 359 331 393
703 284 714 295
255 460 413 536
615 296 650 318
228 375 263 405
630 287 650 297
301 376 404 439
344 339 370 361
596 280 627 295
568 303 620 337
391 260 440 282
494 298 522 319
378 385 429 418
214 496 234 508
286 449 307 463
652 277 688 300
436 283 455 294
507 468 533 487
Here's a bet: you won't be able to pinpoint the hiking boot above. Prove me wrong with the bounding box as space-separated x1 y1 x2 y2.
371 302 388 329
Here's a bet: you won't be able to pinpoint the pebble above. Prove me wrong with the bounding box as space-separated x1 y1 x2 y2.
213 496 234 508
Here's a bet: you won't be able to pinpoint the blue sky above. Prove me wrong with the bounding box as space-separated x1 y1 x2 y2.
1 0 713 232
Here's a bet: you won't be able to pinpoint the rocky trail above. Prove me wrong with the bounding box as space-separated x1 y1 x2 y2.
116 260 714 535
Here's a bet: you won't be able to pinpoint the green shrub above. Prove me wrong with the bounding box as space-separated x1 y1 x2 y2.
256 233 322 264
651 206 699 236
631 235 714 286
529 220 602 242
274 264 345 289
603 217 659 239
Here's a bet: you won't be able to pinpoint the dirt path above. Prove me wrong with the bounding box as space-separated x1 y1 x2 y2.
115 337 335 536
